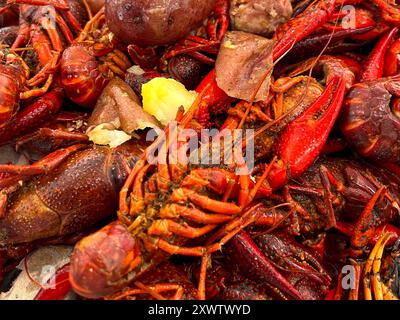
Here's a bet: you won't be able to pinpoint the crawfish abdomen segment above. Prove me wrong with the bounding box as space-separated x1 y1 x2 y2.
340 77 400 164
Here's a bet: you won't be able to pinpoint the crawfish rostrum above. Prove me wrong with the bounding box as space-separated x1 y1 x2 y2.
0 0 400 301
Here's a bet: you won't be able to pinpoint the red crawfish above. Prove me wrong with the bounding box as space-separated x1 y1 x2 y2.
0 49 64 143
0 0 88 144
68 86 281 299
69 63 346 300
266 156 400 254
60 8 131 108
11 0 87 54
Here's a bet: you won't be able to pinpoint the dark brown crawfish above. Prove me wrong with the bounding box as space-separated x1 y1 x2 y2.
217 156 400 300
226 230 331 300
340 76 400 165
260 157 400 249
0 139 148 245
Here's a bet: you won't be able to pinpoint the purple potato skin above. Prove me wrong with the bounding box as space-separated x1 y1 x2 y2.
105 0 215 46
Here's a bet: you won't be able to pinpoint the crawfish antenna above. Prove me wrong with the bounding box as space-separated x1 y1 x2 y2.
181 82 211 128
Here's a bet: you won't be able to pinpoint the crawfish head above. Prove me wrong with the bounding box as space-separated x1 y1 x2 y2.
70 221 149 299
61 44 110 108
60 10 131 108
340 76 400 164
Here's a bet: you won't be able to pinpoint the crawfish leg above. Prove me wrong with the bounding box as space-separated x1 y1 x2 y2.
348 259 362 300
29 24 56 67
198 253 211 300
11 21 29 49
25 52 59 89
170 188 242 215
36 14 64 52
363 231 394 300
207 0 230 41
351 187 387 255
159 204 232 225
273 0 337 60
0 88 64 145
108 283 184 300
0 144 87 189
54 12 75 44
155 205 267 299
148 219 218 239
129 164 152 216
15 128 89 153
156 133 171 192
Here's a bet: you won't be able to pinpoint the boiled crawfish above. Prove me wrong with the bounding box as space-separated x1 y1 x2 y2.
60 7 131 108
69 53 349 299
0 135 148 289
0 49 64 144
340 76 400 165
68 91 272 299
0 0 89 144
226 155 400 300
0 139 148 244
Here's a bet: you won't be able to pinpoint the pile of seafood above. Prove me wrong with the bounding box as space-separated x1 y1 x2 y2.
0 0 400 300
